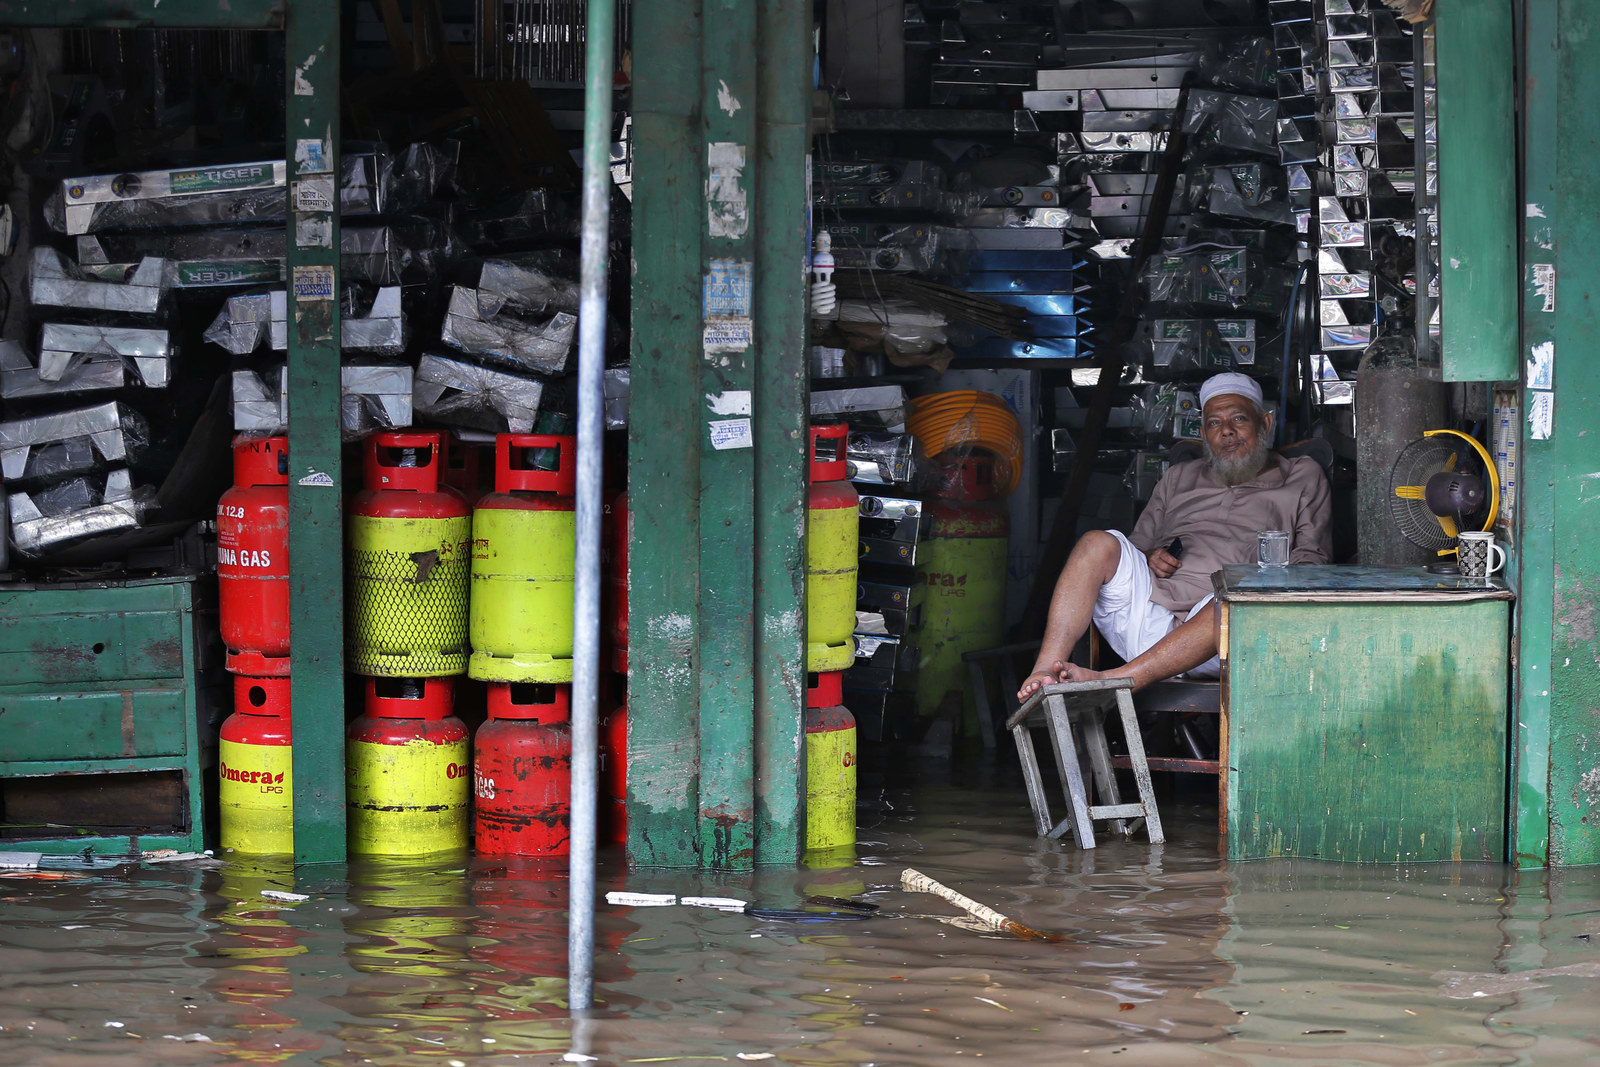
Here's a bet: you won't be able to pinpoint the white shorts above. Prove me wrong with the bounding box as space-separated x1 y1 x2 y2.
1092 530 1221 679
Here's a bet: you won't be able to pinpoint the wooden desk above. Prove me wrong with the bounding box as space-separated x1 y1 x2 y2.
1214 565 1513 863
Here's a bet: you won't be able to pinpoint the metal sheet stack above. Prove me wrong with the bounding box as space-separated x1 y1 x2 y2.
1272 0 1435 384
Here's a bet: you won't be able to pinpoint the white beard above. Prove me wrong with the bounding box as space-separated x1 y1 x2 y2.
1205 437 1271 486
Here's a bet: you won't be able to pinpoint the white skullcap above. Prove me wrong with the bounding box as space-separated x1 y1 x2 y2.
1199 371 1264 412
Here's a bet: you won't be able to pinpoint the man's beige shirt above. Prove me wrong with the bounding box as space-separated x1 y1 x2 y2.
1128 454 1333 613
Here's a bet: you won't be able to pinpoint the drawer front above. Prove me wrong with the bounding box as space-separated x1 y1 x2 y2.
0 610 186 686
0 688 189 761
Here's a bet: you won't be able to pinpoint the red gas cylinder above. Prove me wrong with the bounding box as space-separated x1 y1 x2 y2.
438 428 486 505
219 674 294 856
600 697 627 846
604 491 629 660
218 435 290 676
474 683 573 856
346 677 471 856
807 424 860 674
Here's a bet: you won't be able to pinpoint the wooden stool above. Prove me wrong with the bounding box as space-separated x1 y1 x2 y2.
1005 679 1164 848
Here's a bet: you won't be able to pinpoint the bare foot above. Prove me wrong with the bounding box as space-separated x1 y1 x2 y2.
1017 670 1057 702
1058 662 1111 683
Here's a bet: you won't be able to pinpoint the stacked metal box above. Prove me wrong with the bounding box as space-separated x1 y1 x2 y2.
1272 0 1435 378
843 430 923 738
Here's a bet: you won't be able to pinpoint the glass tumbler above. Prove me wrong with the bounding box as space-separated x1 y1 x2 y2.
1256 529 1290 568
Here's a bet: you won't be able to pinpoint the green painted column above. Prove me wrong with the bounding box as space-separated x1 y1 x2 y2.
1435 0 1518 382
1544 0 1600 867
695 0 761 871
629 0 811 868
284 3 346 865
627 0 706 868
751 0 811 865
1512 0 1557 870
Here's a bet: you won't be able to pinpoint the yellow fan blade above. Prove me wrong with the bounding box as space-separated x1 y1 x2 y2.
1443 453 1458 473
1394 484 1427 500
1435 513 1459 539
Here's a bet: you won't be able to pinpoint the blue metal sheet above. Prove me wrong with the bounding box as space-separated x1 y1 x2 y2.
959 250 1090 272
954 271 1091 293
953 335 1091 360
989 292 1091 315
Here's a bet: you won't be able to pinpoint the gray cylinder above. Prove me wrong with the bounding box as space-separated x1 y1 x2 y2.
1356 358 1445 566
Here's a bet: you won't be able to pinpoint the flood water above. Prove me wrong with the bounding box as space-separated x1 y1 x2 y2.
2 768 1598 1065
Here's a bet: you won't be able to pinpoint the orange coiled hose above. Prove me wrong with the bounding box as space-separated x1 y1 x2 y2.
906 391 1024 496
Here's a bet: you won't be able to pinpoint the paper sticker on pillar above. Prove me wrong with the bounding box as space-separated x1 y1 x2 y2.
703 317 753 353
1529 391 1554 441
704 260 753 317
707 143 748 239
708 418 753 451
298 470 335 487
296 216 333 250
705 390 752 416
294 137 332 174
291 265 334 302
1527 341 1555 390
294 179 335 213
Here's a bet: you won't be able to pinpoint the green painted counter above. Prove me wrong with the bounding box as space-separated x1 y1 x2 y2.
1214 565 1513 863
0 574 222 854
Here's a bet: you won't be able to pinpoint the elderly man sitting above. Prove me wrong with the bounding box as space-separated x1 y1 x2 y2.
1018 372 1331 701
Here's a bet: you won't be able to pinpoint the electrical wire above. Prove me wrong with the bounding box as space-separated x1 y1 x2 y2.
1277 259 1309 446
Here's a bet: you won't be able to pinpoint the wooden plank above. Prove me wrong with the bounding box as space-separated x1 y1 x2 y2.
1435 0 1518 382
1114 755 1220 775
1224 600 1509 862
750 0 810 865
285 0 347 865
627 0 704 868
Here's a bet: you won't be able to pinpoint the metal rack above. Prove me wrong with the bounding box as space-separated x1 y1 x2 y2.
0 0 349 863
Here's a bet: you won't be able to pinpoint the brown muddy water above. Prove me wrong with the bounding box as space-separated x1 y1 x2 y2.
1 770 1597 1066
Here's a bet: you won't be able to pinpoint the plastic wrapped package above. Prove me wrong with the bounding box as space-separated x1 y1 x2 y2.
231 369 282 434
846 431 918 486
1132 384 1201 443
28 248 168 316
37 324 171 387
45 146 392 236
440 285 576 375
836 299 947 355
204 286 406 355
823 220 940 273
1146 318 1263 379
1 340 123 398
603 367 629 430
478 258 582 314
1201 36 1276 93
1198 164 1294 225
1181 91 1279 158
0 400 148 482
455 189 582 252
77 224 421 288
413 353 545 434
8 468 146 554
228 365 412 437
810 385 907 434
1142 254 1197 307
385 142 457 213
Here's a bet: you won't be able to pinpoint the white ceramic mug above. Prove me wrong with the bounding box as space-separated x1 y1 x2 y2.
1457 531 1506 582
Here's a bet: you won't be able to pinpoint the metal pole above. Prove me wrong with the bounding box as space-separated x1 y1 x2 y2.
569 0 615 1016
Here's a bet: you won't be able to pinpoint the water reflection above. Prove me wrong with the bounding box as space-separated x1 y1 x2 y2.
1 782 1598 1064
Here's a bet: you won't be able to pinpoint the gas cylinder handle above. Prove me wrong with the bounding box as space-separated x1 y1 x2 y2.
364 431 444 492
495 433 578 495
365 675 455 720
809 423 850 484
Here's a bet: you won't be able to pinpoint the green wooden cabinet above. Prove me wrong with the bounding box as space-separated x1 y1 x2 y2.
1216 566 1513 863
0 575 221 854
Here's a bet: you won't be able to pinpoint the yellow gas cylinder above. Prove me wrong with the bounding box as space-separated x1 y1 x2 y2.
346 677 471 856
347 432 472 677
912 456 1009 736
470 434 577 683
807 424 858 673
219 674 293 856
805 669 857 851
